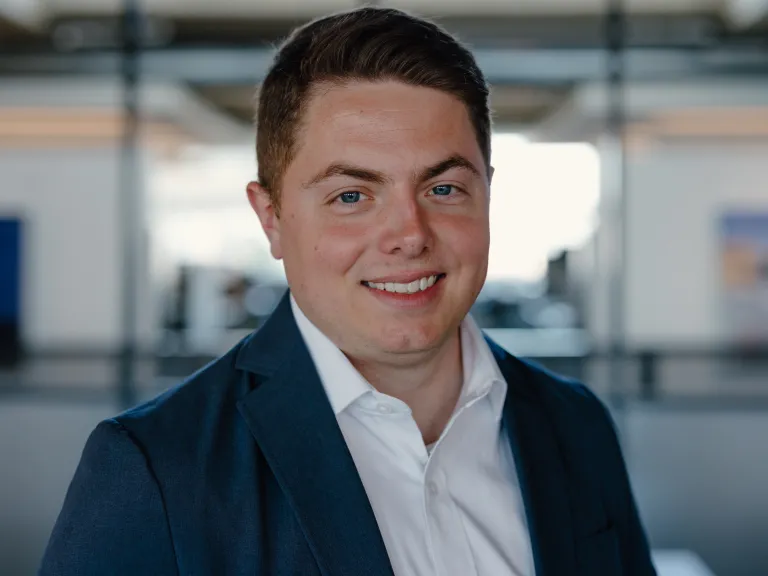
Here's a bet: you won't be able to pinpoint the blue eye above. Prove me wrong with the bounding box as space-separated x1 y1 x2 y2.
431 184 454 196
338 191 361 204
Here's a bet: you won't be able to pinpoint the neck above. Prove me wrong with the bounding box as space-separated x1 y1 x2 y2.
347 329 464 446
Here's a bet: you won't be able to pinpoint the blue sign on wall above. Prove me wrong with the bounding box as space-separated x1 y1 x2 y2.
0 218 22 364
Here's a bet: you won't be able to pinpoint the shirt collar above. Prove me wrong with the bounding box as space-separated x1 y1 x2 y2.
290 295 374 415
290 294 507 419
458 312 508 421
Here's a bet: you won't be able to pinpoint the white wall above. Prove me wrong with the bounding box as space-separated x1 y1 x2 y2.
538 79 768 349
625 140 768 347
0 146 153 349
0 78 253 351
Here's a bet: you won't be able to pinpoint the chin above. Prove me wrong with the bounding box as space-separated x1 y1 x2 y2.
369 320 448 355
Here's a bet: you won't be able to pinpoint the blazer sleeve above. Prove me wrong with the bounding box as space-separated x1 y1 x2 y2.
38 419 178 576
589 391 657 576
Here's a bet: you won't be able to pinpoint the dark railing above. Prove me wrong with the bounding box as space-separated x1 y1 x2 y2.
2 339 767 410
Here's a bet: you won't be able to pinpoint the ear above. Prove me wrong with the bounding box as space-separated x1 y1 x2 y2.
487 165 495 201
246 181 283 260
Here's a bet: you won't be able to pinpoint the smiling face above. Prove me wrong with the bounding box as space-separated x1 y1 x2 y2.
248 80 491 362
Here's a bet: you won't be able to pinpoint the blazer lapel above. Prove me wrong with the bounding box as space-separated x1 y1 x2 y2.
235 293 394 576
489 339 577 576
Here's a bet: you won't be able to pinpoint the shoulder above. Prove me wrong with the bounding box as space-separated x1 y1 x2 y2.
489 338 607 412
106 335 257 461
491 340 633 499
488 338 618 445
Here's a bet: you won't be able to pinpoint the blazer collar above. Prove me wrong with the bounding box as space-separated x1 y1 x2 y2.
235 292 394 576
488 339 577 576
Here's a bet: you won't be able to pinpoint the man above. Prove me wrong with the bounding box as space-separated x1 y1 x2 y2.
40 7 656 576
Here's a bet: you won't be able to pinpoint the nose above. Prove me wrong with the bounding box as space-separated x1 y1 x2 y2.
378 194 432 258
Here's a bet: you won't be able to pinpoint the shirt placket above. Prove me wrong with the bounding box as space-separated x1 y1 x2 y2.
422 401 485 576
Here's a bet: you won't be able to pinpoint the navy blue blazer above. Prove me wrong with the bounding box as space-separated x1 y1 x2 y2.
40 293 656 576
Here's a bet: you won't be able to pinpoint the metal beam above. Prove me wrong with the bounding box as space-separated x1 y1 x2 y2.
2 46 768 85
116 0 141 410
604 0 629 412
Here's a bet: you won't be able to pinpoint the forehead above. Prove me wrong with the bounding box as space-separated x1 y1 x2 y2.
292 80 483 173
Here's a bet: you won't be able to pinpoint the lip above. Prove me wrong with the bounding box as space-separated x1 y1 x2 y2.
362 271 445 284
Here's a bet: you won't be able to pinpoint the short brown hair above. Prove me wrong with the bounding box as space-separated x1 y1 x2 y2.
255 7 491 210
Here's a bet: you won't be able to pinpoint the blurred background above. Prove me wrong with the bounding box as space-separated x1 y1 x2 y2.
1 0 767 574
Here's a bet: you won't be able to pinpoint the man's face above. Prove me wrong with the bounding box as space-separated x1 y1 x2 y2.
249 80 491 361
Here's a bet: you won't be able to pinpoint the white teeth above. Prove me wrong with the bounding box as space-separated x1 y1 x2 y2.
366 275 440 294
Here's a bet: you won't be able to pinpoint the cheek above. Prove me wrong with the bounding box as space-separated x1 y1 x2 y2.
436 213 490 262
290 217 368 276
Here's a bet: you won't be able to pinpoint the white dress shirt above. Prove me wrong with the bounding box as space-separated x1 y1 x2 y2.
290 296 534 576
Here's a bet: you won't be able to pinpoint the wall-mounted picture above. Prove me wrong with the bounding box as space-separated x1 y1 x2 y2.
720 212 768 349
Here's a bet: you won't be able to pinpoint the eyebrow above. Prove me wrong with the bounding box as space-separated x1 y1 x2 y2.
302 154 483 189
302 164 391 189
416 155 482 183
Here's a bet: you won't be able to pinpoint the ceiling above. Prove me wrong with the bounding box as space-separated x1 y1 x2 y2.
2 0 767 131
193 83 571 127
4 0 764 39
4 0 766 56
5 0 768 49
37 0 727 18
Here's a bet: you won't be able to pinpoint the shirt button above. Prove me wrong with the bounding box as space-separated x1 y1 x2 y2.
377 404 393 414
427 481 439 496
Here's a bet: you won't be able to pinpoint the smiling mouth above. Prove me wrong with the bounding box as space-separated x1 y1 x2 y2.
361 273 446 294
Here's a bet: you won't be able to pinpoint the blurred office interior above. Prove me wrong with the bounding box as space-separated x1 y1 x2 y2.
1 0 768 574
